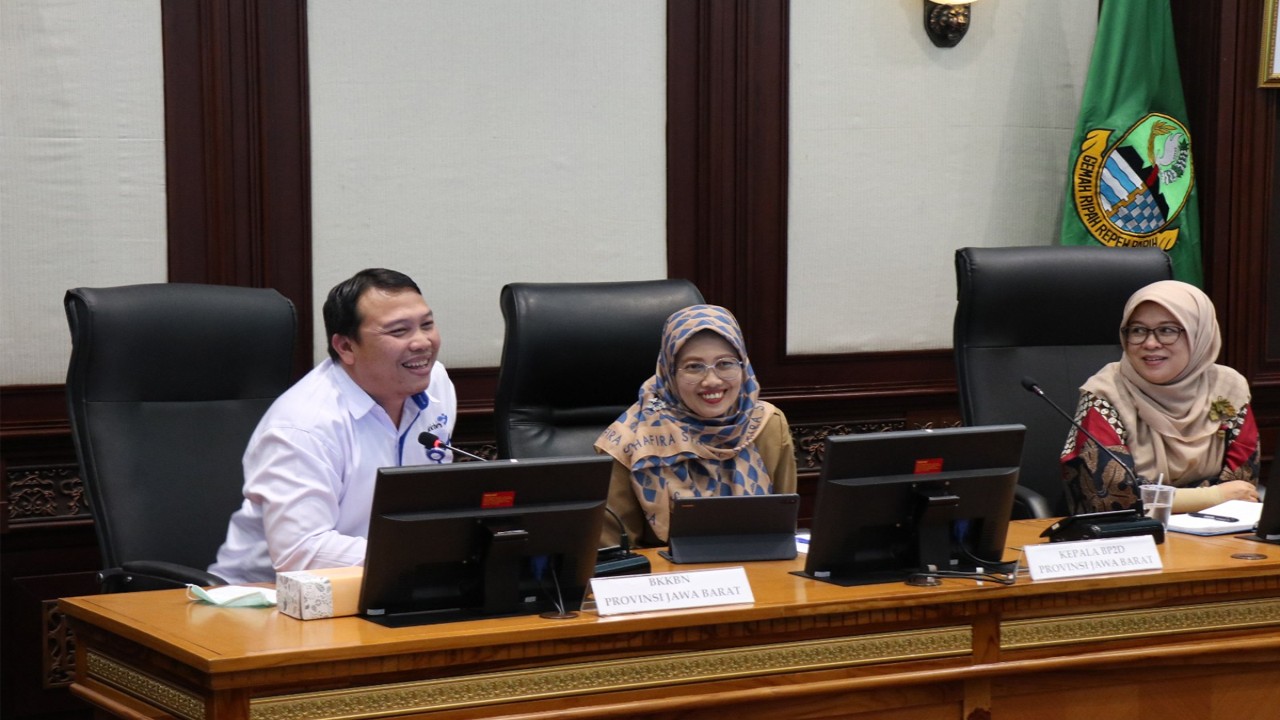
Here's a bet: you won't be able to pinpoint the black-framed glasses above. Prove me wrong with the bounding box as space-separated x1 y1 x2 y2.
676 358 743 384
1121 325 1185 345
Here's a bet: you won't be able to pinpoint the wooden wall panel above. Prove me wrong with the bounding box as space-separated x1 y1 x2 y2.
3 3 1278 717
161 0 314 377
2 2 313 717
1170 0 1280 466
664 0 958 431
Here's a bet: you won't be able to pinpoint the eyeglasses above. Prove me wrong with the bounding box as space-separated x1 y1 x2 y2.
676 358 743 384
1121 325 1186 345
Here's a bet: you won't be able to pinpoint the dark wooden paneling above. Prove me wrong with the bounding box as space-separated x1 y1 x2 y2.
6 8 1274 474
0 386 71 440
4 4 1279 717
3 3 314 718
1172 0 1280 382
1170 0 1280 476
664 0 957 430
0 525 98 719
162 0 314 377
1 386 95 717
666 0 750 306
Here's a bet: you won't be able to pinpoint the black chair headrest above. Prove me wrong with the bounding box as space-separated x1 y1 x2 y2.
955 246 1173 348
65 283 296 403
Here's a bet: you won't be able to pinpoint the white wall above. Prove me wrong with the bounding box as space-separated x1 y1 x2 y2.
787 0 1097 353
307 0 668 367
1 0 1102 384
0 0 167 385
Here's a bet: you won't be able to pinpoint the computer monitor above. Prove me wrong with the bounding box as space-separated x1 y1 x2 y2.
1245 481 1280 544
358 455 612 627
658 493 800 564
797 424 1025 587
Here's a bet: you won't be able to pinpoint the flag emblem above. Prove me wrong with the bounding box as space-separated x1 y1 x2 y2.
1068 112 1194 251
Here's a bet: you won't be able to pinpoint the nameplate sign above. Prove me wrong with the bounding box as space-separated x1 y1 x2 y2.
590 567 754 616
1024 535 1162 581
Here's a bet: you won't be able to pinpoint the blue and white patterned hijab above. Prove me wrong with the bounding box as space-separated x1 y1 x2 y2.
594 305 777 539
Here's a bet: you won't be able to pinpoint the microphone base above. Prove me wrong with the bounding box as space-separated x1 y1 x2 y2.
593 552 651 578
1042 511 1166 544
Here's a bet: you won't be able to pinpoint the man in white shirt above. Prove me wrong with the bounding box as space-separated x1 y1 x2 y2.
209 268 458 583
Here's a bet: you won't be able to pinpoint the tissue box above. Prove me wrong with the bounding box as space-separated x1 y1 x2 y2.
276 566 364 620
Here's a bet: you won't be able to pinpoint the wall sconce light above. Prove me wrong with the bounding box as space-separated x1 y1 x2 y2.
924 0 975 48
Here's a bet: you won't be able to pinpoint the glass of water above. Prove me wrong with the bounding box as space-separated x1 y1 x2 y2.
1140 483 1176 529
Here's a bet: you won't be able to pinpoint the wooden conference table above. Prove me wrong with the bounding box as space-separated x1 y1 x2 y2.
61 520 1280 720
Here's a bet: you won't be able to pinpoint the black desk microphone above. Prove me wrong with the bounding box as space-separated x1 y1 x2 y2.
595 507 651 577
417 431 488 462
1021 377 1166 544
1021 376 1144 503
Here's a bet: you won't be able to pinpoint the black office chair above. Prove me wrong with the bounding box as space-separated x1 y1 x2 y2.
65 283 296 591
494 279 705 459
953 246 1173 518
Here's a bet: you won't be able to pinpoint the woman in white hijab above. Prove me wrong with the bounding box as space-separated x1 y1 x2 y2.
1060 280 1260 514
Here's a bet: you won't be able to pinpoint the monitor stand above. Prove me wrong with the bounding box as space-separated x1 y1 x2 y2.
913 488 960 575
361 527 585 627
482 526 529 617
793 489 962 588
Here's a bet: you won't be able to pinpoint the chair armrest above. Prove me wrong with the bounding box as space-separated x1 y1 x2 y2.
99 562 227 593
1013 485 1054 520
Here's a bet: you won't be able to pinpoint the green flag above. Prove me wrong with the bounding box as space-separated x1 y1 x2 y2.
1059 0 1202 286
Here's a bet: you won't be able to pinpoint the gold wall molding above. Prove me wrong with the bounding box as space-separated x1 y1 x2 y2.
250 625 971 720
86 650 205 720
1002 597 1280 650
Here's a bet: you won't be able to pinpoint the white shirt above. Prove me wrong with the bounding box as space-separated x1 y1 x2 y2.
208 358 457 584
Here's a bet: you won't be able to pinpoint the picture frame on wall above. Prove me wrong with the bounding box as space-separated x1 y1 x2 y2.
1263 0 1280 87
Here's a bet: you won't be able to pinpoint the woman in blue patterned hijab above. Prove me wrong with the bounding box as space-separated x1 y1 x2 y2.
595 305 796 544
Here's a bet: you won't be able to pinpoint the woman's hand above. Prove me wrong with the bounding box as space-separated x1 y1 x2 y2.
1215 479 1260 502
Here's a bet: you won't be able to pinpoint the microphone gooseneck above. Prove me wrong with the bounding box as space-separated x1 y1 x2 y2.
417 431 488 463
1021 376 1144 505
602 506 633 555
594 506 651 577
